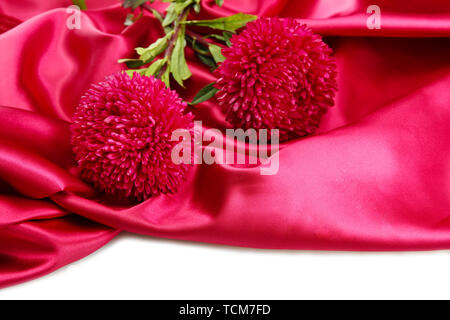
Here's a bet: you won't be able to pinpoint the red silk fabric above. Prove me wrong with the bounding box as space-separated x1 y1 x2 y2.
0 0 449 288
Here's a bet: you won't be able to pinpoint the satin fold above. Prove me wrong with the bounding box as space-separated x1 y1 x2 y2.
0 0 449 288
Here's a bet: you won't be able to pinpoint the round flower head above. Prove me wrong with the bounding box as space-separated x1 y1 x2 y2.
71 72 194 201
214 17 337 140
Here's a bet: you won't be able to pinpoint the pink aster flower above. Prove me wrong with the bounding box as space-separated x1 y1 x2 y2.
71 72 194 202
214 17 338 140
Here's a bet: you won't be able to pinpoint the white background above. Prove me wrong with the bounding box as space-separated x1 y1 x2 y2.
1 232 450 299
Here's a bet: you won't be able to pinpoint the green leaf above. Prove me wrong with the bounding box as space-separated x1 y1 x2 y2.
161 66 171 88
183 13 258 32
205 31 233 46
189 38 210 56
170 25 192 87
123 0 148 10
145 58 167 76
147 8 173 34
149 7 164 23
125 69 147 77
208 44 225 63
118 58 147 69
118 58 140 64
215 0 224 6
163 0 193 27
196 53 217 71
222 31 233 46
191 82 219 105
135 31 173 62
193 2 201 13
72 0 87 10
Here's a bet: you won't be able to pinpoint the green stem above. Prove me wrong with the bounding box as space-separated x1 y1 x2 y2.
155 6 191 79
185 29 213 48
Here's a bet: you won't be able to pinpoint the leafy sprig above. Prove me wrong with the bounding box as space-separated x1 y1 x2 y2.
119 0 257 90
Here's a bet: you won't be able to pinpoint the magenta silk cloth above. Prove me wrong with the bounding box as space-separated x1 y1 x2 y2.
0 0 449 288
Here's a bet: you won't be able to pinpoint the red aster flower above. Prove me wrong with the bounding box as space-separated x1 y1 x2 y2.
71 72 194 202
214 17 337 140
